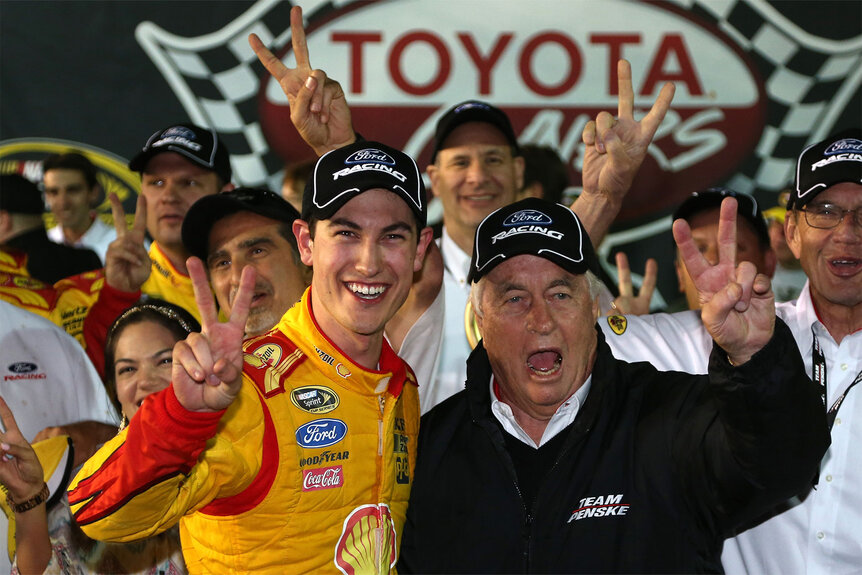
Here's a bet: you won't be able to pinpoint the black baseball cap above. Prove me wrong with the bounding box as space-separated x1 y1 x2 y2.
792 129 862 209
0 174 44 215
430 100 521 163
672 187 770 247
303 140 426 227
182 187 300 261
129 123 232 184
468 197 599 283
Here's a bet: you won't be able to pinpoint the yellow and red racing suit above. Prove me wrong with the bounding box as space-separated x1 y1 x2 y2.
69 289 419 574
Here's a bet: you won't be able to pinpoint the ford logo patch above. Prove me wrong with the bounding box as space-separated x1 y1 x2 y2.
296 419 348 448
503 209 552 227
8 362 37 374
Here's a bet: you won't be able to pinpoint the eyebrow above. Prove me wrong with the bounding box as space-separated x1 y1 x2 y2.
207 236 276 267
328 218 414 234
115 348 173 365
494 276 573 294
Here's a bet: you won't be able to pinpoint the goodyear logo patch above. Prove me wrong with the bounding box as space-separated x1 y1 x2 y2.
607 315 627 335
291 385 340 414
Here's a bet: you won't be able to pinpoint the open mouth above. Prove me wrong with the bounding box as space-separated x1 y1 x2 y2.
527 350 562 375
828 257 862 276
347 282 386 300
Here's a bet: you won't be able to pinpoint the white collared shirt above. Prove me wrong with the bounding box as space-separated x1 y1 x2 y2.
47 217 117 264
600 283 862 575
491 375 593 448
396 227 476 414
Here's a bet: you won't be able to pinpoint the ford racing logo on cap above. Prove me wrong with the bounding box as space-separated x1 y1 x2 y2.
296 418 348 448
345 148 395 166
151 126 202 151
503 209 552 227
824 138 862 156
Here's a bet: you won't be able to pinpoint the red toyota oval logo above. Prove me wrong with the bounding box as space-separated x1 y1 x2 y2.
258 0 765 222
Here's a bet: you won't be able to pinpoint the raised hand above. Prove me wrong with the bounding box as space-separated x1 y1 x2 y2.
249 5 355 156
610 252 657 316
673 197 775 365
171 257 255 412
0 397 45 504
105 192 151 292
574 60 675 245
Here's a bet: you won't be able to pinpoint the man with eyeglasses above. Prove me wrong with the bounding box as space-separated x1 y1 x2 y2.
600 129 862 573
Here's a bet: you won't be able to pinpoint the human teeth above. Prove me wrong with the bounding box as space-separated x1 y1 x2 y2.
527 352 562 373
348 283 385 297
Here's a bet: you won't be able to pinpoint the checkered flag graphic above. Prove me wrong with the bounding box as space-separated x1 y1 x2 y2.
137 0 861 195
135 0 345 189
670 0 862 194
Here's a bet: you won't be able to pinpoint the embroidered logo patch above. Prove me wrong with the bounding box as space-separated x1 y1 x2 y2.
607 315 627 335
302 465 343 491
291 385 340 414
567 493 630 523
295 419 348 448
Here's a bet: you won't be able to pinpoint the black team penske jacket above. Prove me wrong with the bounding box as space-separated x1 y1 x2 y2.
398 320 828 574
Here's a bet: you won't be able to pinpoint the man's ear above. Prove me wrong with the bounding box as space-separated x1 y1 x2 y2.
413 226 435 272
784 212 803 260
425 164 440 199
294 219 314 267
512 155 525 191
88 185 102 209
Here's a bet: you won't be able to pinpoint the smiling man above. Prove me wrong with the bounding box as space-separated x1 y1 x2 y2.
181 187 311 336
43 151 117 263
70 141 433 573
397 197 827 573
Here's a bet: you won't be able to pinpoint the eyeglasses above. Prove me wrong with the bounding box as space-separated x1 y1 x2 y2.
800 203 862 229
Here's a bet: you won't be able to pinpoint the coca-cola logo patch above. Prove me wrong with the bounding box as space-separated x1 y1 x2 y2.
302 465 344 492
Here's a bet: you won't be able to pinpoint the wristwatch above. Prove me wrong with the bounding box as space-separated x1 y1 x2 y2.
7 482 49 513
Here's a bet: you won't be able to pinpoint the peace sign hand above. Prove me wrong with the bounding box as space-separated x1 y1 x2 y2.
249 5 355 157
0 397 45 504
171 257 256 412
575 60 675 245
673 197 775 365
104 192 151 292
610 252 657 316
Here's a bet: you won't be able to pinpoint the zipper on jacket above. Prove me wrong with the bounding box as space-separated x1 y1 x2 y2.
377 395 385 456
375 394 387 573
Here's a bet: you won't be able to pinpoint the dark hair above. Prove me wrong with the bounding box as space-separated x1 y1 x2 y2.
520 144 569 205
103 299 200 413
282 159 315 190
42 152 99 189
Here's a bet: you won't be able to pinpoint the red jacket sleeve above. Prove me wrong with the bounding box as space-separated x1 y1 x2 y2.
68 385 223 525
